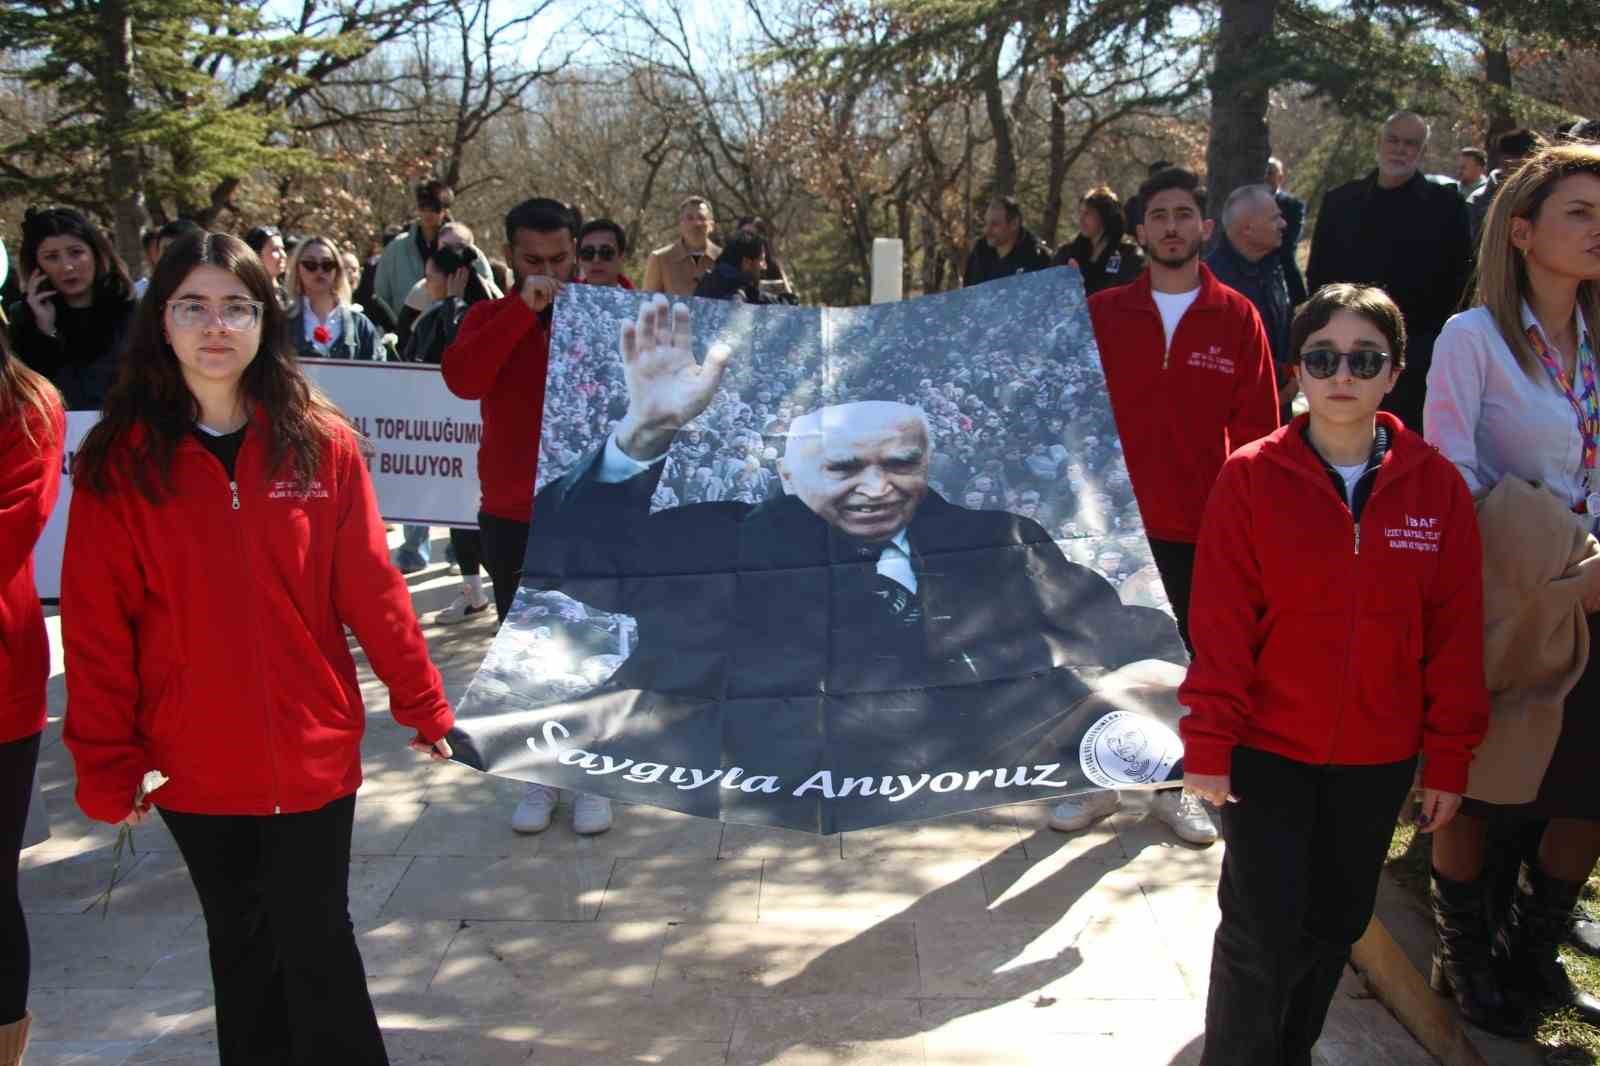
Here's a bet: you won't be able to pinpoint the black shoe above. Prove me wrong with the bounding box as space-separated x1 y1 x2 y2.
1499 861 1600 1028
1570 916 1600 958
1429 867 1528 1037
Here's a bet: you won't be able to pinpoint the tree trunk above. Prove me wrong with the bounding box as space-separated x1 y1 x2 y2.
1205 0 1279 223
978 26 1017 200
1041 61 1068 245
1482 37 1515 165
97 0 147 269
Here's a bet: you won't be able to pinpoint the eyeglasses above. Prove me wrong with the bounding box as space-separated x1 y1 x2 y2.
578 245 618 262
300 258 339 274
166 299 264 331
1298 348 1393 380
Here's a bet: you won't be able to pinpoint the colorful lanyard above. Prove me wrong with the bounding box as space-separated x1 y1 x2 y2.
1526 324 1600 474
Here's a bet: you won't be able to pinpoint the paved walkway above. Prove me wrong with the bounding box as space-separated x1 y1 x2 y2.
20 560 1479 1064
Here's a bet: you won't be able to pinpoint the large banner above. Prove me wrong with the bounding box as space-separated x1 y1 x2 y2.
33 361 479 599
448 270 1193 834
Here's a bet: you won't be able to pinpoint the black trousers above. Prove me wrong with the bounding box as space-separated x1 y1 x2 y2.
1148 537 1197 653
1201 747 1415 1066
160 794 387 1066
477 510 530 624
0 732 41 1026
448 527 482 578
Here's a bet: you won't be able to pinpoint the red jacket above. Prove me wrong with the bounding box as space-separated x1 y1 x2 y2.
1178 414 1488 793
1088 265 1279 542
441 293 550 523
62 411 453 822
1 398 65 744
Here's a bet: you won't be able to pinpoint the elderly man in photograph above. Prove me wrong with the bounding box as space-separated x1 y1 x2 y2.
521 297 1185 810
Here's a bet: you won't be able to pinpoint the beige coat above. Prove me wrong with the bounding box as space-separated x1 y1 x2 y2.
1467 477 1597 804
642 238 720 297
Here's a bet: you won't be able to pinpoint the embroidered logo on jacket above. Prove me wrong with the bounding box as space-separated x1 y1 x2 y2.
268 479 330 500
1186 348 1234 374
1385 514 1441 553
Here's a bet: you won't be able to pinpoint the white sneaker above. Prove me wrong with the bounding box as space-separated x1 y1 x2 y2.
1149 789 1219 846
572 793 613 835
511 783 559 834
435 590 491 625
1048 790 1122 832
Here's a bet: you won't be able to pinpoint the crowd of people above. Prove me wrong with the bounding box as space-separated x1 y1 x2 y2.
0 106 1597 1066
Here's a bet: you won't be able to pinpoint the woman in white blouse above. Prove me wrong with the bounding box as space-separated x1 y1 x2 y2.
1424 142 1600 1036
284 236 382 361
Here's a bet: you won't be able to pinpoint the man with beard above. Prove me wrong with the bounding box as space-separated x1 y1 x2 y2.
504 297 1187 829
442 196 614 837
1080 166 1279 845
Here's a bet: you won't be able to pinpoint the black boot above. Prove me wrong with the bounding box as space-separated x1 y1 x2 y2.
1499 861 1600 1028
1429 867 1527 1036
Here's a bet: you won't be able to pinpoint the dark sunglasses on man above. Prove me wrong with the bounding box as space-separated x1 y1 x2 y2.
1297 348 1393 380
578 244 618 262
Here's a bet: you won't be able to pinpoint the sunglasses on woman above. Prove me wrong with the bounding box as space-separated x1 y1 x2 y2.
1298 348 1393 380
300 258 340 274
578 244 618 262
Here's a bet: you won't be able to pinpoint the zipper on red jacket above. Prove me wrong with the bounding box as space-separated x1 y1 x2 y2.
197 436 282 813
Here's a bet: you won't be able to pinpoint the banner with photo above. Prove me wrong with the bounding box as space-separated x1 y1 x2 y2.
448 270 1192 834
34 361 480 599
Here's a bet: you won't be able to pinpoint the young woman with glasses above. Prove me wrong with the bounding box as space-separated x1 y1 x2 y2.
1179 283 1488 1065
0 332 63 1066
60 232 453 1065
1424 142 1600 1036
285 235 383 361
7 206 138 410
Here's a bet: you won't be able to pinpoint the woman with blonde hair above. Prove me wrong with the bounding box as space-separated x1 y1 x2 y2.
1425 141 1600 1035
284 235 382 361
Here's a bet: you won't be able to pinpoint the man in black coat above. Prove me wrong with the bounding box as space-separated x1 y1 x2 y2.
1265 156 1307 305
963 196 1053 286
1306 111 1473 432
500 297 1185 830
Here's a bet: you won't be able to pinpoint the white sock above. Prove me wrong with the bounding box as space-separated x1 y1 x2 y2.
464 574 486 600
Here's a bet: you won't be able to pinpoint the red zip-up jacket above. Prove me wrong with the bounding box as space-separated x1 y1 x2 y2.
1178 414 1488 793
61 411 453 822
441 292 551 524
1 397 65 744
1088 265 1279 543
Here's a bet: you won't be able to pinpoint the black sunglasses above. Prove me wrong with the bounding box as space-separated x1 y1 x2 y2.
300 258 340 274
1298 348 1393 380
578 244 618 262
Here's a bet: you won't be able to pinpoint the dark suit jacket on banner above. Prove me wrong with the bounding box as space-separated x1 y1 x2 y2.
459 443 1187 832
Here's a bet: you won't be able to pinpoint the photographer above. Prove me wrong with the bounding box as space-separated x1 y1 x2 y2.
395 222 499 353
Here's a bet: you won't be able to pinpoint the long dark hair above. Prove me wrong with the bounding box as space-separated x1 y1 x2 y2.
1080 187 1126 247
74 232 347 499
20 206 134 305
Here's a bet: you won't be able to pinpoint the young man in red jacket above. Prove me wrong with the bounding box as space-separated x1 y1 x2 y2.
441 197 614 837
1059 167 1280 844
1178 284 1486 1065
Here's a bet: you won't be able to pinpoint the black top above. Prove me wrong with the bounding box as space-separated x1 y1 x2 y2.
194 424 248 480
1052 235 1146 295
5 294 136 410
962 228 1053 288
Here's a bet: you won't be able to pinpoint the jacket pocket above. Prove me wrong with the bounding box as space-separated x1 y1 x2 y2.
1354 609 1425 744
140 666 188 747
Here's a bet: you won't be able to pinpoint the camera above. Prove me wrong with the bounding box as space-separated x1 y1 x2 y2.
431 243 479 275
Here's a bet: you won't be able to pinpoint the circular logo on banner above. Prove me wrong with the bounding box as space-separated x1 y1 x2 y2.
1079 710 1183 788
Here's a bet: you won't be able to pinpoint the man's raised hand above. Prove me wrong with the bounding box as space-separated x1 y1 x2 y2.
615 295 733 461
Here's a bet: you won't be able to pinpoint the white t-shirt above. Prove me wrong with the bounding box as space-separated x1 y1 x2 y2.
1152 287 1200 350
1332 461 1367 504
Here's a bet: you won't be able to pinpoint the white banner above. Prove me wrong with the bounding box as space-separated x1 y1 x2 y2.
35 360 482 598
300 359 481 528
